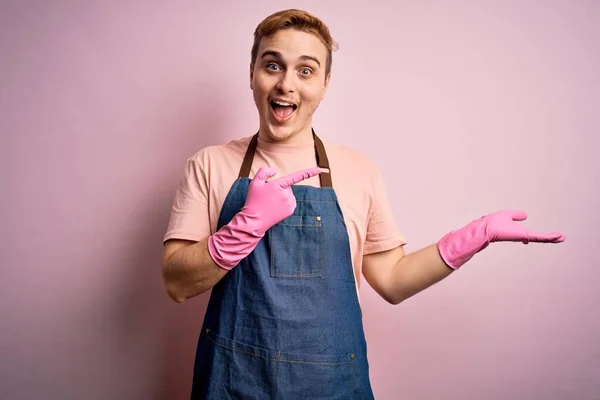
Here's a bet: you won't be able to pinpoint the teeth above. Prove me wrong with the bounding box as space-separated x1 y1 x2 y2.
273 100 294 107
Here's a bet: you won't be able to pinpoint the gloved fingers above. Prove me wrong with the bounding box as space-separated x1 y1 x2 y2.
522 228 566 243
253 167 278 182
274 167 323 188
508 210 528 222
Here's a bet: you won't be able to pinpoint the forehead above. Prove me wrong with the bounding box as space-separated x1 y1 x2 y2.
257 29 328 64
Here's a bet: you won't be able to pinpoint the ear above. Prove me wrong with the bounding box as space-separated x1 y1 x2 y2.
249 63 255 90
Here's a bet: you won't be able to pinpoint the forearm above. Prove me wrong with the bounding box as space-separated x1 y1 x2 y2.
163 237 228 303
370 210 565 305
389 244 454 304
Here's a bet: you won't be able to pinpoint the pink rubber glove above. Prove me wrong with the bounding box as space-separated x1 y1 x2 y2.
208 166 322 270
437 210 566 270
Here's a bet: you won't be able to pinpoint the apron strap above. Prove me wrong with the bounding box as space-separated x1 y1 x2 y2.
312 131 332 188
238 130 333 188
238 133 259 180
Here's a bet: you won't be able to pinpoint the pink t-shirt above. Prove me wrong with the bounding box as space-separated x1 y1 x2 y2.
163 135 407 288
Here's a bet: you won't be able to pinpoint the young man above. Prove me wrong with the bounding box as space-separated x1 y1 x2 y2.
162 9 565 399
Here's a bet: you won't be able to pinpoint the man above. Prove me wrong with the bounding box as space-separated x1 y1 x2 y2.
162 9 565 399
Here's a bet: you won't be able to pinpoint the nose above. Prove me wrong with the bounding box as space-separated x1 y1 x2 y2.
276 70 296 93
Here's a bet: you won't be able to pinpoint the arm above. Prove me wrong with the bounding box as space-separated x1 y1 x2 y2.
161 167 322 303
363 210 565 305
161 155 223 303
162 238 228 303
363 244 453 305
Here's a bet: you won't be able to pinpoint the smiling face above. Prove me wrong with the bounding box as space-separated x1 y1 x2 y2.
250 28 331 144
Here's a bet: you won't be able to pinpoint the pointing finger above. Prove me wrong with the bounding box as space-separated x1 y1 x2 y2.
275 167 323 188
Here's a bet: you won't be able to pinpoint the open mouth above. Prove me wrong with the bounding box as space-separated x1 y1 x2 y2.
270 99 297 121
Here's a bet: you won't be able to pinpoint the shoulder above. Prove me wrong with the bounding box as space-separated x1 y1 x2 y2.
187 135 252 169
322 139 382 177
176 136 252 191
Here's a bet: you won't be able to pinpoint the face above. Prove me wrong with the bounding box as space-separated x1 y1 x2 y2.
250 29 331 144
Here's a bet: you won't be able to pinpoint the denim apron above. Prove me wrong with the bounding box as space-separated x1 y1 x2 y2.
190 131 375 399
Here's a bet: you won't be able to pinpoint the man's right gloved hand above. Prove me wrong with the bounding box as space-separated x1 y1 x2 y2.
208 167 323 270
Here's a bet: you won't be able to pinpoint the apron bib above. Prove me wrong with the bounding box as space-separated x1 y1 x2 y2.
190 131 375 399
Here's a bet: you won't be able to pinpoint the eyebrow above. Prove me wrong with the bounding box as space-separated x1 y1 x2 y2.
260 50 321 67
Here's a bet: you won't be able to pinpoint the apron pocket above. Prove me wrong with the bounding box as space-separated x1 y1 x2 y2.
204 329 356 399
203 329 279 399
269 215 323 278
276 351 356 399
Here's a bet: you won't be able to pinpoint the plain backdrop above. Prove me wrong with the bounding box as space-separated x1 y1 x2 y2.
1 1 598 399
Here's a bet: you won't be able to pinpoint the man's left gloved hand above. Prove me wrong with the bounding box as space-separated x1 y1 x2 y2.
437 210 566 270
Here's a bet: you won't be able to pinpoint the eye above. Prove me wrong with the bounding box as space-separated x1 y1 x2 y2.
299 68 313 75
266 62 281 71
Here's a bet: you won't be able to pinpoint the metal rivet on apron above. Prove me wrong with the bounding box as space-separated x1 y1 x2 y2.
316 216 321 221
350 353 355 359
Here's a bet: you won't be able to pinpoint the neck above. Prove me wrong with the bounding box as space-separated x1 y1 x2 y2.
258 125 314 146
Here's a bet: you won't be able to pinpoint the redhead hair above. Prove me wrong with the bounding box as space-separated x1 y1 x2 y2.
251 9 338 76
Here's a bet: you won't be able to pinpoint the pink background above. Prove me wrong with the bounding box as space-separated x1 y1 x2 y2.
1 1 598 399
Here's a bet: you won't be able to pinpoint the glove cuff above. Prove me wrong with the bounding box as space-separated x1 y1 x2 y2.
207 211 265 270
437 219 490 269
